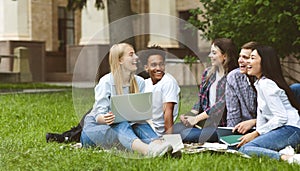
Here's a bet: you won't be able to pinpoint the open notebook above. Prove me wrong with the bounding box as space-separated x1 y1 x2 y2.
111 92 153 123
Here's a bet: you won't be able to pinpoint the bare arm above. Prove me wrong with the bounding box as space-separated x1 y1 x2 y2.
164 102 175 134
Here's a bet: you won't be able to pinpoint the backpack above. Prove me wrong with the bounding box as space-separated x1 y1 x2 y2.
46 108 92 143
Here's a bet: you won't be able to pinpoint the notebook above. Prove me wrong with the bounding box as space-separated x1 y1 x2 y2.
111 92 153 123
219 135 243 146
217 127 237 137
217 127 256 137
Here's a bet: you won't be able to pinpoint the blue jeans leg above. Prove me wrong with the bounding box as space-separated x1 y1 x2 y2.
110 121 141 150
173 122 219 143
80 130 96 148
81 125 119 149
239 125 300 160
132 123 159 144
81 119 141 151
290 83 300 104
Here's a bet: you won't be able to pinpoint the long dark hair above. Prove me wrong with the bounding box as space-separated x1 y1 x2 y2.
212 38 239 74
205 38 238 84
256 45 300 111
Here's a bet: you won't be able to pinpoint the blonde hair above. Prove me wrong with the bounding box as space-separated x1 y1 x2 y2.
109 43 139 95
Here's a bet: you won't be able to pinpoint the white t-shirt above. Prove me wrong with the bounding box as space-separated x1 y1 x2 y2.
145 73 180 136
209 71 221 106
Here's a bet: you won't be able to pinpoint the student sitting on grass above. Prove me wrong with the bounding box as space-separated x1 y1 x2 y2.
138 45 180 136
237 45 300 164
226 41 258 134
174 38 239 143
80 43 173 157
227 42 299 135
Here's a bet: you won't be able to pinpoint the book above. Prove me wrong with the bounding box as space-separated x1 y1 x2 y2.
219 135 243 146
217 127 256 137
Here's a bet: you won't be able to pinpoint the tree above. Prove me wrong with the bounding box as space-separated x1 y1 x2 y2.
67 0 135 46
188 0 300 59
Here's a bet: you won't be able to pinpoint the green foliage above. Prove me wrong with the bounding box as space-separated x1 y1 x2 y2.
183 55 198 70
0 90 299 170
183 56 201 86
189 0 300 58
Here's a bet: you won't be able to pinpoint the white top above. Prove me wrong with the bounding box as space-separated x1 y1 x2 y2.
255 76 300 134
209 71 221 106
145 73 180 136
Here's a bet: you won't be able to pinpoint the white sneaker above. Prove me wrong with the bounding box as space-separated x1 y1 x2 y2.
288 154 300 165
279 146 295 155
147 141 173 157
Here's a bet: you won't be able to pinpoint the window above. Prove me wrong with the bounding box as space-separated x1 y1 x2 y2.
58 7 74 52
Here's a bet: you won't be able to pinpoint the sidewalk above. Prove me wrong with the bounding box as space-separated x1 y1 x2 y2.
0 82 94 95
45 82 95 88
0 88 71 95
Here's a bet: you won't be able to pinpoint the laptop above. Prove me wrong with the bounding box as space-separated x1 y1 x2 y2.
111 92 153 123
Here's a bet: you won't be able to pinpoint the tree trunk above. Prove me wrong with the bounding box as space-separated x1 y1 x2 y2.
107 0 135 47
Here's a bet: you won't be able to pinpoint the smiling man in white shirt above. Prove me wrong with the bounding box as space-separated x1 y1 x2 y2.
138 45 180 136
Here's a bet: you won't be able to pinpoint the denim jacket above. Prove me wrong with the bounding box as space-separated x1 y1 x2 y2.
86 73 145 122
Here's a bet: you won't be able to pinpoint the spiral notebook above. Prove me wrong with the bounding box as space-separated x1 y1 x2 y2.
111 92 153 123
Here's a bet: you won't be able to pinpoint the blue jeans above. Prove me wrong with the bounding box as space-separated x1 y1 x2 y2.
81 116 158 151
290 83 300 104
239 125 300 160
173 122 219 143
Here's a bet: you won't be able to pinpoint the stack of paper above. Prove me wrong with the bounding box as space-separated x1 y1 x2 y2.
162 134 184 153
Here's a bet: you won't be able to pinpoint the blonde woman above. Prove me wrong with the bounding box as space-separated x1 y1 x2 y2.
80 43 172 157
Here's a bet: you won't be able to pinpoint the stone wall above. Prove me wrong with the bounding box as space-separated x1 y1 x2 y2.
281 55 300 84
30 0 81 51
0 41 45 82
166 59 205 86
176 0 201 11
67 44 110 82
31 0 53 51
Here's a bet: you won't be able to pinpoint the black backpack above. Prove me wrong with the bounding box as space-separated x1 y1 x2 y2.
46 108 91 143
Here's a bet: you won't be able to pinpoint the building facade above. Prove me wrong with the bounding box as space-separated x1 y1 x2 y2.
0 0 211 85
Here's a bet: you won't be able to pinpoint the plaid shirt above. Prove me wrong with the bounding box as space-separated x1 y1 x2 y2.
192 68 227 126
226 68 257 127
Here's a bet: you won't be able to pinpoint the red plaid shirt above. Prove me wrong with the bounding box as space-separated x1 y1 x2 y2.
192 68 227 126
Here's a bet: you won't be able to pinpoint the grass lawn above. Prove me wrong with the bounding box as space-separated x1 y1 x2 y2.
0 85 299 170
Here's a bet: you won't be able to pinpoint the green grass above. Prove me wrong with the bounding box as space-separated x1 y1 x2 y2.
0 87 299 170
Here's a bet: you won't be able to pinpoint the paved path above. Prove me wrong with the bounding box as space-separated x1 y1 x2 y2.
0 82 95 95
46 82 95 88
0 88 71 95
